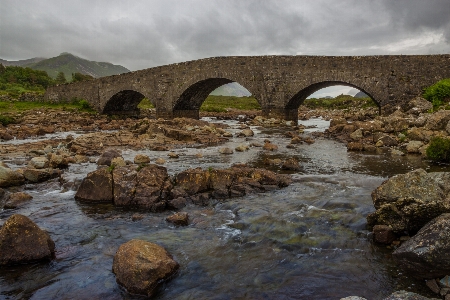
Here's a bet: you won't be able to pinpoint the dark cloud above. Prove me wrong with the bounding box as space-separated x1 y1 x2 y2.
0 0 449 70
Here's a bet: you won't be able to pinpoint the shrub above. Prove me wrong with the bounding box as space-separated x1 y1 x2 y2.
79 99 91 109
426 136 450 162
423 78 450 109
0 115 15 126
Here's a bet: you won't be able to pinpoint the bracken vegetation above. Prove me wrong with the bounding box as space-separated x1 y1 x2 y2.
0 99 95 116
426 136 450 162
423 78 450 110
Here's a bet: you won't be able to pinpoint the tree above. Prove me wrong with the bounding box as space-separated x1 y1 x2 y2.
55 71 67 84
71 72 93 82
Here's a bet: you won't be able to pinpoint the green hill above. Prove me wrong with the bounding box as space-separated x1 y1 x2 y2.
2 53 130 79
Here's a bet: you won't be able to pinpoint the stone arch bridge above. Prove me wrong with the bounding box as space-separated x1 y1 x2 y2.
45 55 450 121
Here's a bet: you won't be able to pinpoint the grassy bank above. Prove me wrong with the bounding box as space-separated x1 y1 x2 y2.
0 100 96 126
138 95 261 112
302 94 378 109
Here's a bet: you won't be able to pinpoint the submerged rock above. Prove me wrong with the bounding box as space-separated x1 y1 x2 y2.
219 147 233 154
4 192 33 209
263 142 278 151
393 213 450 279
112 239 179 297
0 214 55 265
281 158 301 171
166 212 189 226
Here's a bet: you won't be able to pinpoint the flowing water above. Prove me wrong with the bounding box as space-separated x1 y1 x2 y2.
0 118 446 299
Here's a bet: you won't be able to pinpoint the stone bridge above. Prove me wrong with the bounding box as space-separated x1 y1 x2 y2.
45 55 450 121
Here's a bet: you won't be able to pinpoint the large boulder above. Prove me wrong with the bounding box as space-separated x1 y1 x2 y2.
75 167 113 202
175 168 210 195
113 164 171 211
112 239 179 297
367 169 450 234
425 110 450 131
0 214 55 265
0 162 25 187
393 213 450 279
405 96 433 115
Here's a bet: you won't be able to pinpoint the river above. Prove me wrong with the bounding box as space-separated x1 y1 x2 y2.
0 118 445 299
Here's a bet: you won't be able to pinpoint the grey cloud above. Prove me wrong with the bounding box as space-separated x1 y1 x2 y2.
0 0 448 71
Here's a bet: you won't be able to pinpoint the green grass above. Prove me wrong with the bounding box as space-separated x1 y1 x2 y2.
0 99 96 114
302 94 377 109
200 95 261 112
0 115 16 126
137 98 155 109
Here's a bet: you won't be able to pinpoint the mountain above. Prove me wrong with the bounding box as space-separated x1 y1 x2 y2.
0 53 130 79
0 57 46 67
354 91 369 98
210 82 252 97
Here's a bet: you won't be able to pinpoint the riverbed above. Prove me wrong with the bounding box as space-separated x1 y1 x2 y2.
0 118 444 299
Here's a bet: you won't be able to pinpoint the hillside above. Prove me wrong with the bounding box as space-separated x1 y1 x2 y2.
0 57 46 67
0 53 130 79
210 82 252 97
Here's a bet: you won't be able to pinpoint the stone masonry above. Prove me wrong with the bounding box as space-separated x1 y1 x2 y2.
44 55 450 121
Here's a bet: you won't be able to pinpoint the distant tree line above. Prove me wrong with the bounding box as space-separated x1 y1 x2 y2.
0 64 93 97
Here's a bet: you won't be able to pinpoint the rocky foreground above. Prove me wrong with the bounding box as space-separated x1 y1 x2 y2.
2 100 450 298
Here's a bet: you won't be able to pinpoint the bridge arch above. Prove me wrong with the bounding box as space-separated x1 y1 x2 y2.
172 77 260 119
286 81 380 110
102 90 149 115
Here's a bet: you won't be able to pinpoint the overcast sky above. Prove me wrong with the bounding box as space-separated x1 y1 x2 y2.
1 0 449 96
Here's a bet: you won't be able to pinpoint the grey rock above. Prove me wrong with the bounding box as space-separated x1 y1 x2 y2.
393 213 450 279
406 141 424 154
383 290 439 300
0 162 25 187
367 169 450 234
97 149 122 166
29 157 49 169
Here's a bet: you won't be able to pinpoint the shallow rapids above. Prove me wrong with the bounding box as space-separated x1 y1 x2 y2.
0 118 444 299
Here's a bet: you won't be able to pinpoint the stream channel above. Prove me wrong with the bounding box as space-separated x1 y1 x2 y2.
1 117 448 299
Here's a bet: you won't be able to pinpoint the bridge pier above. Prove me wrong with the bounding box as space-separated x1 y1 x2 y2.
262 108 298 123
